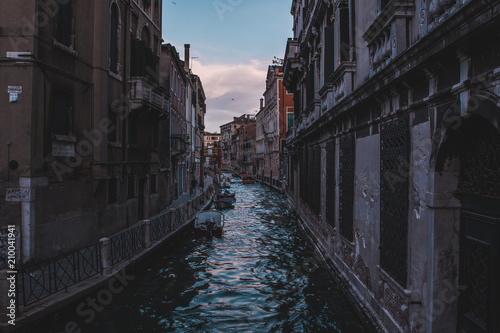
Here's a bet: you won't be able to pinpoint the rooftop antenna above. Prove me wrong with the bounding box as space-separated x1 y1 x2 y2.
191 57 199 70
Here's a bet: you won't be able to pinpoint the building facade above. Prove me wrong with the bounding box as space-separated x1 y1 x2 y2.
0 0 170 264
236 115 256 175
160 43 189 199
203 132 221 169
220 121 235 167
255 65 294 190
0 1 207 269
283 0 500 332
190 73 206 186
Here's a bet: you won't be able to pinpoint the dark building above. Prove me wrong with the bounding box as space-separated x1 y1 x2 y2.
0 0 170 264
283 0 500 332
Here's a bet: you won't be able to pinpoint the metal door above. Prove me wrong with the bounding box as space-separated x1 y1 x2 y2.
457 121 500 332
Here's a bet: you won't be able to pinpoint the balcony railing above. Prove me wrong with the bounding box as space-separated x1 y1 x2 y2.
283 38 303 92
129 77 169 115
171 134 189 156
362 1 414 76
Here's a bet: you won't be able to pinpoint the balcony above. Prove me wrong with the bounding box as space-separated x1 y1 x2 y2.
320 62 356 113
427 0 474 33
128 77 169 116
283 38 303 92
362 0 414 76
171 134 189 157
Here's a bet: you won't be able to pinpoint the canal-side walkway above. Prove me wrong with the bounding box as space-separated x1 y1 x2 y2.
0 178 214 333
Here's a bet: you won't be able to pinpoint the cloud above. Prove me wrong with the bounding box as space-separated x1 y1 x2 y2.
192 59 267 132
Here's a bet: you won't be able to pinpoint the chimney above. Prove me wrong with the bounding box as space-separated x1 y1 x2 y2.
260 98 264 109
184 44 190 72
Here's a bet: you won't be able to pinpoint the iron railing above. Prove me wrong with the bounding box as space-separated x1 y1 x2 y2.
18 243 101 306
109 223 145 266
14 189 210 310
175 204 188 229
149 213 171 242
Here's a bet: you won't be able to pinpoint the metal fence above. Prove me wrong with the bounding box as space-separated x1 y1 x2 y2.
14 190 210 309
149 213 171 242
109 223 145 266
174 204 189 230
18 243 101 306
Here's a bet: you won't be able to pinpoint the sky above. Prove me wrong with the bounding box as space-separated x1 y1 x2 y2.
162 0 293 133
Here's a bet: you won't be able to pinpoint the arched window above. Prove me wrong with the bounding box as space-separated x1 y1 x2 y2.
110 3 119 73
141 26 150 49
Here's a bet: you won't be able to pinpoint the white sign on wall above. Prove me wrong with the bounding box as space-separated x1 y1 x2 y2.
52 141 75 157
8 86 22 103
7 86 22 93
6 188 32 202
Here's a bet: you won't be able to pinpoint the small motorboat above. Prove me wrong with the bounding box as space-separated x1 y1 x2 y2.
223 173 234 183
214 198 235 210
194 210 225 237
217 190 235 200
241 173 255 185
214 190 236 209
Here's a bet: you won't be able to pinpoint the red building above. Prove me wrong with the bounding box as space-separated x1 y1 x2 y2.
255 65 294 189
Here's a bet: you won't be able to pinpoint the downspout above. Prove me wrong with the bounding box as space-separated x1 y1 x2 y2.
122 0 131 168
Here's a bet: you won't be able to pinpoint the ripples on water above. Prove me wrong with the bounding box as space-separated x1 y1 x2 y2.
32 181 368 333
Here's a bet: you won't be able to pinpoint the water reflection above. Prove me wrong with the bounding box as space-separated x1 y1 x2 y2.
30 181 368 333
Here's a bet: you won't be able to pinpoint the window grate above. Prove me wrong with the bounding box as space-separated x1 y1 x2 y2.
380 116 410 287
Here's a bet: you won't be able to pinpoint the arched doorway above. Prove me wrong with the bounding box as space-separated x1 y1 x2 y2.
436 115 500 332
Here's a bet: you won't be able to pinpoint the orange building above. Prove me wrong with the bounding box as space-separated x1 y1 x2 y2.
255 65 294 190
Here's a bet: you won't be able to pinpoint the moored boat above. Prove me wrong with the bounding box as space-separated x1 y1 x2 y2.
217 190 236 200
214 198 235 210
240 173 255 184
194 209 225 237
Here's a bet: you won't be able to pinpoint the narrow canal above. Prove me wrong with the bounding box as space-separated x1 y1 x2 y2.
30 180 369 333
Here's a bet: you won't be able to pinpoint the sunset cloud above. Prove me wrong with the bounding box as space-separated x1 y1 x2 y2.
192 58 268 132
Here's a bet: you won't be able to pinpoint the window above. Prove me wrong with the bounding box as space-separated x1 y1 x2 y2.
108 107 118 143
108 178 118 204
110 3 119 73
141 26 150 49
128 113 138 145
339 7 350 62
306 63 315 106
52 89 73 135
380 0 390 11
127 175 136 199
142 0 151 15
150 174 157 193
380 116 410 287
287 113 294 131
324 25 335 79
154 0 160 25
339 133 354 241
153 35 159 55
55 0 72 47
151 121 159 149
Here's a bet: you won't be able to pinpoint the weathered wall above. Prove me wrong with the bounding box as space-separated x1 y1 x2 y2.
353 134 380 295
